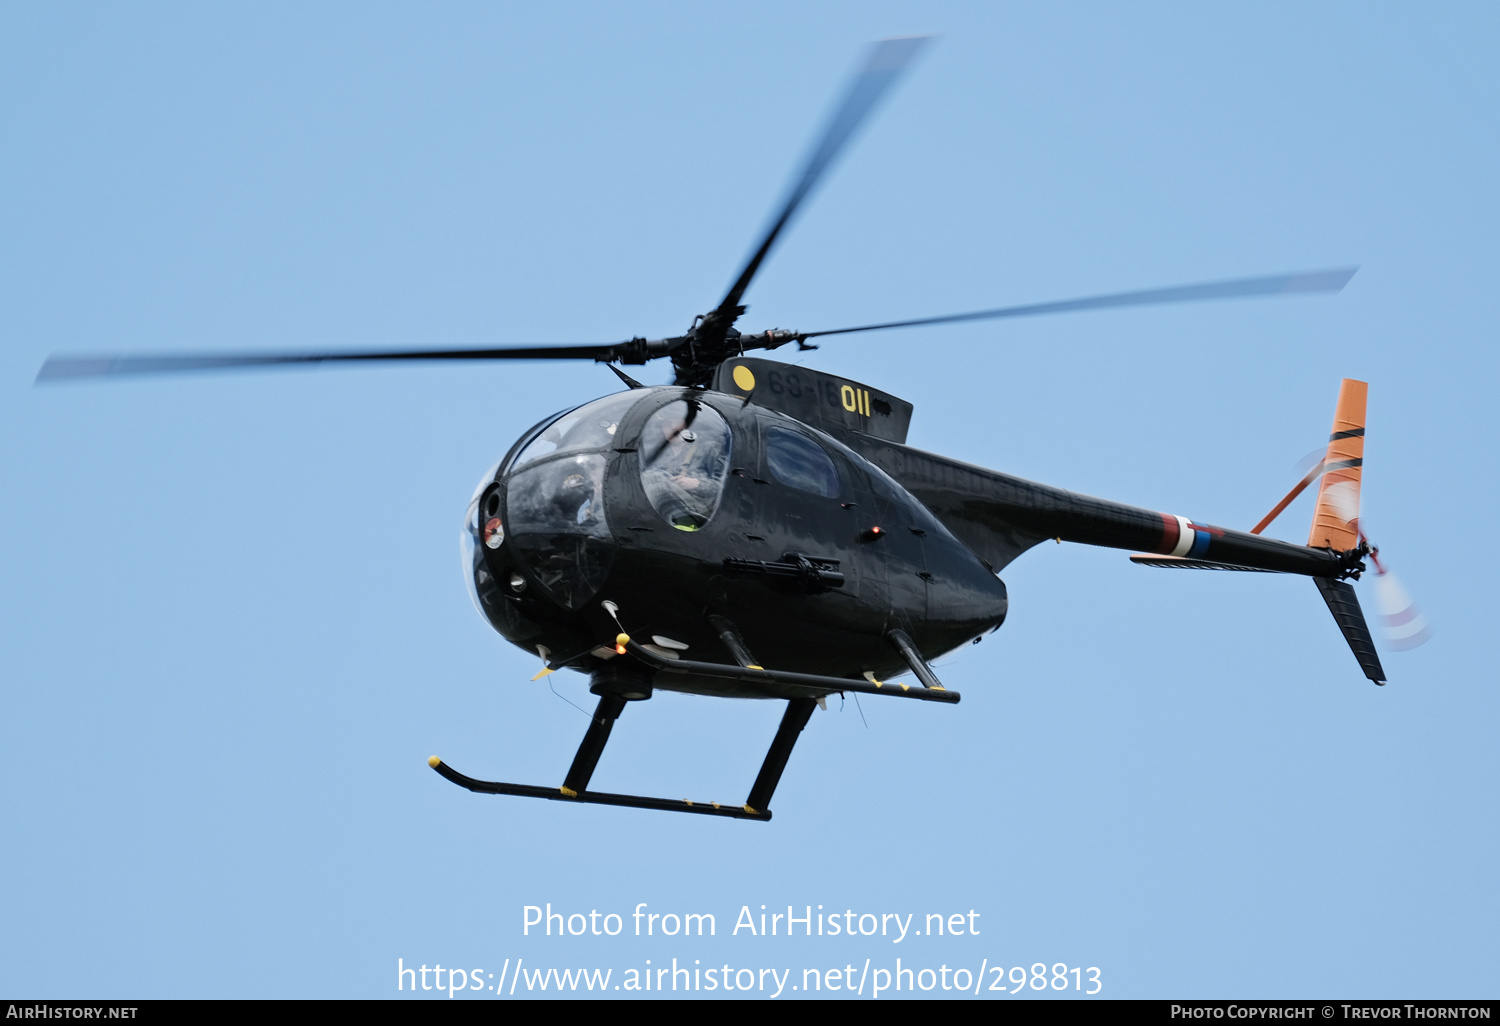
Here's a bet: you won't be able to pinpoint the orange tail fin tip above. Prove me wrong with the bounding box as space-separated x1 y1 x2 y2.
1307 378 1366 550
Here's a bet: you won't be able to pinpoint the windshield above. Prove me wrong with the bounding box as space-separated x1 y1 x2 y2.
501 390 646 610
506 454 612 610
512 391 642 469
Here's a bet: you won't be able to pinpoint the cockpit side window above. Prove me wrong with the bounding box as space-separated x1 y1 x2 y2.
640 399 732 531
765 424 840 498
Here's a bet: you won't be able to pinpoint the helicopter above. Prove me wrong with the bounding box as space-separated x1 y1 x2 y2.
37 37 1407 823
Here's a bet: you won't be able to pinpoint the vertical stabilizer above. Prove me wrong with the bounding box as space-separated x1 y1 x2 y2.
1308 379 1367 550
1307 379 1386 684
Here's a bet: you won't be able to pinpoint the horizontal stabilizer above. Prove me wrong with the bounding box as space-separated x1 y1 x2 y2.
1130 554 1279 572
1313 578 1386 684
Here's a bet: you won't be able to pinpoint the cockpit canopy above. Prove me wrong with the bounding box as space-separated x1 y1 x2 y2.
464 390 739 618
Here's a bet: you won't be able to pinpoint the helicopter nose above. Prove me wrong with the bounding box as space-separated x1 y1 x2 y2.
496 453 616 611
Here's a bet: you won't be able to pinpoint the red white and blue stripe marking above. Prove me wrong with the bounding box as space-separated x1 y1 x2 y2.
1157 513 1215 558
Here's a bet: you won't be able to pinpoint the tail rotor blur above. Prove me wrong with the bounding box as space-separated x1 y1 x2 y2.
1293 434 1431 653
1363 537 1432 651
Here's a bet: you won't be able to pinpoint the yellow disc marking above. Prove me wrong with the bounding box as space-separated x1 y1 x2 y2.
732 365 756 391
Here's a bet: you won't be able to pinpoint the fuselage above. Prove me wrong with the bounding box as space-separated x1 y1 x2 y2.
464 387 1009 697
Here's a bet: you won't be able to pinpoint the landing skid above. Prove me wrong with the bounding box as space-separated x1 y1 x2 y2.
430 691 820 822
430 643 961 821
428 758 772 821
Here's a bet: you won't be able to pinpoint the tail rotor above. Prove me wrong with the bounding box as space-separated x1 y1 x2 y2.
1362 535 1432 651
1249 378 1430 682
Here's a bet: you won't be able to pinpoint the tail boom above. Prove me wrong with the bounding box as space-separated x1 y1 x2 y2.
850 439 1362 578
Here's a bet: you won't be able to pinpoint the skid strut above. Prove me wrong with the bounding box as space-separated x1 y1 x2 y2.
745 698 816 813
562 693 625 795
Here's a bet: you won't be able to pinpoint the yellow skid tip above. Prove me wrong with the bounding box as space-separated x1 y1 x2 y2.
427 756 442 769
531 667 555 680
560 786 578 798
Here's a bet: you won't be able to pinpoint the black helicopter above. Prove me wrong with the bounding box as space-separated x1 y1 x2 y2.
39 37 1386 822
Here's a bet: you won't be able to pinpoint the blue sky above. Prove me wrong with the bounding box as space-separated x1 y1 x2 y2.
3 2 1496 1000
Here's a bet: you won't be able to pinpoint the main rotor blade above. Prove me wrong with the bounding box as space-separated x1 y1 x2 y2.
716 36 930 318
35 343 631 383
801 267 1359 340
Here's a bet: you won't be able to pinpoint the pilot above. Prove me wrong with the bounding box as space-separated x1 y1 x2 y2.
548 458 604 529
642 413 711 530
